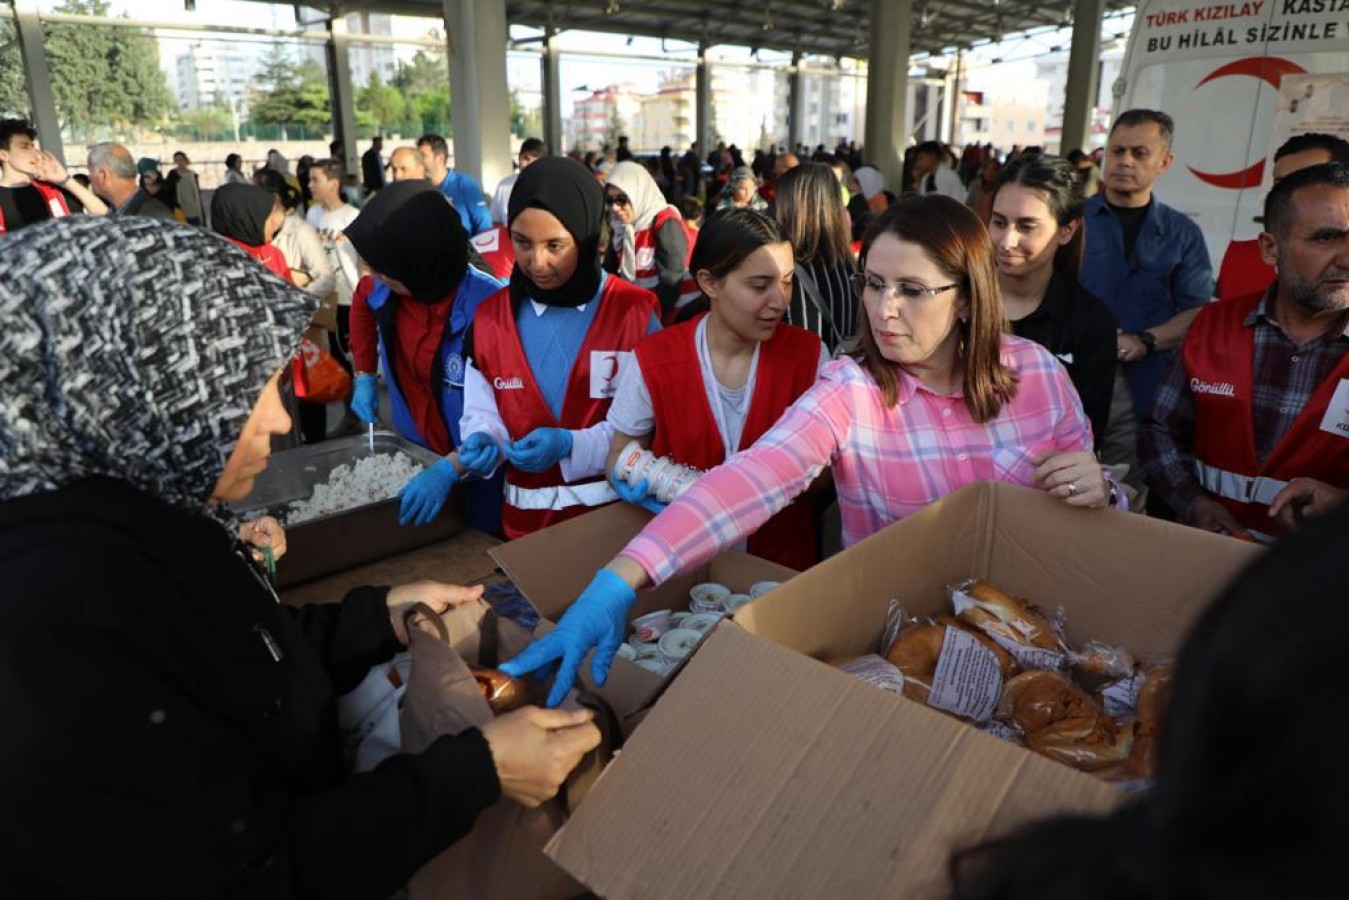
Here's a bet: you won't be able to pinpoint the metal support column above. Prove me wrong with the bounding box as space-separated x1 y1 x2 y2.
12 0 64 164
541 24 563 153
326 16 358 175
1061 0 1104 155
442 0 512 196
864 0 911 192
787 51 804 150
696 42 712 156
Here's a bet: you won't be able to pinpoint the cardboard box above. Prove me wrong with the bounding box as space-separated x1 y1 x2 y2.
545 481 1263 898
488 502 797 727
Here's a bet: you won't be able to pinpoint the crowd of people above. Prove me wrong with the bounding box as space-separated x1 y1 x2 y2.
2 97 1347 896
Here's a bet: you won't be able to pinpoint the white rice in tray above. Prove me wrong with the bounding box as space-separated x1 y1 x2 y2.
286 452 425 524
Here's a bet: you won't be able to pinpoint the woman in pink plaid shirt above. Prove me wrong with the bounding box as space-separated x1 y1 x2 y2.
504 194 1120 706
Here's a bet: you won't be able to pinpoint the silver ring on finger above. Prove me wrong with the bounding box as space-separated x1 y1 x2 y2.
1067 482 1078 495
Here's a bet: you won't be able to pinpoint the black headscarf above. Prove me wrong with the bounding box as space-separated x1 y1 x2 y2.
506 156 605 308
210 182 275 248
344 180 469 303
0 216 316 517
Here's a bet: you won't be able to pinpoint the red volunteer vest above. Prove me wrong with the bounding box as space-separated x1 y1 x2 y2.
475 277 659 538
469 225 516 281
633 208 700 319
638 314 822 571
1186 290 1349 539
0 180 71 235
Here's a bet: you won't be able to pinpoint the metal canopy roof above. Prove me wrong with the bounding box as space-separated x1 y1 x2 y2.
304 1 1135 60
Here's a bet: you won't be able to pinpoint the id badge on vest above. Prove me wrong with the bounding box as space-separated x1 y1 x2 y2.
443 349 465 390
636 247 656 270
1318 379 1349 438
589 350 633 399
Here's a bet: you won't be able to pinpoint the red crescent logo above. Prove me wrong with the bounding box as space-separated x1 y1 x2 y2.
1187 57 1307 189
604 354 619 382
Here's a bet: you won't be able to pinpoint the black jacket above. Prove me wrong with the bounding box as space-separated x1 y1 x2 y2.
0 478 500 898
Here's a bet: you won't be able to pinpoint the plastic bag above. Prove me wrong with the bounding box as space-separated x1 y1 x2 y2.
293 336 351 403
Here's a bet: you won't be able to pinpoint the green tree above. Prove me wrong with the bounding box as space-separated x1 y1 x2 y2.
173 104 234 141
0 20 29 118
393 41 450 136
42 0 171 139
248 47 330 139
356 71 405 137
510 89 542 139
604 108 626 150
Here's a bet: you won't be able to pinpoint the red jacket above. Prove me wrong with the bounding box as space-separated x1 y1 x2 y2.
1186 290 1349 540
225 239 291 282
0 180 71 235
473 278 659 538
1216 238 1275 302
638 314 822 570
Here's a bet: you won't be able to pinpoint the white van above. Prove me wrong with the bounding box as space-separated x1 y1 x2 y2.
1114 0 1349 269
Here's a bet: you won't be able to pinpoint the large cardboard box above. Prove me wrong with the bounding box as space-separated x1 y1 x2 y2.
545 481 1263 898
488 502 797 727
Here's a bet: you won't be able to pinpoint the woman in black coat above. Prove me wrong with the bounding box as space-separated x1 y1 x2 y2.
0 217 598 898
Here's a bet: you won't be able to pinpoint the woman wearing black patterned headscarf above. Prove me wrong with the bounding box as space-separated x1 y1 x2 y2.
0 217 597 897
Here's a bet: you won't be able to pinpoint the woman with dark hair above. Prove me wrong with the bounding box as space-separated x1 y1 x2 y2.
949 499 1349 900
989 154 1118 452
776 162 858 352
254 167 332 302
604 209 827 570
406 157 660 538
503 194 1120 706
0 216 600 898
211 182 289 281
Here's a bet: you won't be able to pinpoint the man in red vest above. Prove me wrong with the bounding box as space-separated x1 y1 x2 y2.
1140 163 1349 542
0 118 106 235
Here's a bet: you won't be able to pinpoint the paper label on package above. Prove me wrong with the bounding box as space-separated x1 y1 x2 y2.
1101 672 1145 719
980 720 1022 744
950 589 1067 671
927 627 1002 722
588 350 633 399
839 654 906 695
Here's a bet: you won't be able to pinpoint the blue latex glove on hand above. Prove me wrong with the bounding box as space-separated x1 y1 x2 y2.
398 458 460 526
351 374 379 423
503 427 574 473
457 431 501 478
500 568 638 707
610 475 669 516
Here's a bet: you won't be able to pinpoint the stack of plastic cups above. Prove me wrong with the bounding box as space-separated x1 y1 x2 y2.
612 441 701 503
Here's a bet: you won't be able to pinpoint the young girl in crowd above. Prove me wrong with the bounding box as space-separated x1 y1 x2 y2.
603 159 698 320
989 154 1118 451
410 157 660 539
605 209 828 571
775 162 859 353
211 182 289 282
505 194 1122 705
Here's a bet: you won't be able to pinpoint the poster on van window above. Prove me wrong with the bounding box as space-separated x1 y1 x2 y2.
1259 73 1349 195
1131 1 1347 65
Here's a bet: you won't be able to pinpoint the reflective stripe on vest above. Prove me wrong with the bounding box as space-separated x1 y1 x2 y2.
503 479 617 511
1193 460 1288 506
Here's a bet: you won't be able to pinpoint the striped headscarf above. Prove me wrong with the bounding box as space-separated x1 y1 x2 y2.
0 216 315 515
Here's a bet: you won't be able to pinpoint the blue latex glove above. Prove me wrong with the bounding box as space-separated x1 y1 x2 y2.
610 475 669 516
500 568 638 707
503 427 574 473
350 374 378 424
457 431 501 478
398 458 460 526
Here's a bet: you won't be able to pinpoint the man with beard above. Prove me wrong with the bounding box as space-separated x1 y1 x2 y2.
1141 163 1349 542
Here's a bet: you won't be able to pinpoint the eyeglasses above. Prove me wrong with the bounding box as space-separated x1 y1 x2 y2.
851 273 961 301
604 194 631 207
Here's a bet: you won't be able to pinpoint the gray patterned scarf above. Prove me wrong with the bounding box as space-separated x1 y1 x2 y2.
0 216 316 516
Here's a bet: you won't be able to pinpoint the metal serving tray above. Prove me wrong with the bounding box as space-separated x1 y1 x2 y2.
233 431 466 588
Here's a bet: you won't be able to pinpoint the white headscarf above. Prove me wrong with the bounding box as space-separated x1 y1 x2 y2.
606 160 679 281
